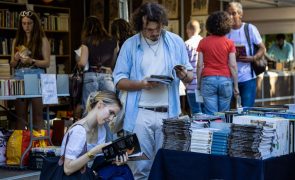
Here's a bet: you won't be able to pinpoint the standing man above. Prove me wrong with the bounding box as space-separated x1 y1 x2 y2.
185 20 203 115
113 2 193 179
266 34 294 62
226 2 266 107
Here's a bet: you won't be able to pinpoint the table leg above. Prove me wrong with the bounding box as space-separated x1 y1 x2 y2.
19 100 34 168
46 105 53 145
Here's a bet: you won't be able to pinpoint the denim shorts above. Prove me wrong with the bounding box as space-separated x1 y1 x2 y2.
14 68 45 80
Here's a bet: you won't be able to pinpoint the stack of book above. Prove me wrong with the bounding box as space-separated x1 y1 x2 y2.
0 59 11 78
162 116 191 151
233 115 289 157
229 123 275 159
211 131 230 155
190 128 220 154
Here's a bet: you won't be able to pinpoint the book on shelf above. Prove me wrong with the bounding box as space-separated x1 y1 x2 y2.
102 133 148 162
0 59 9 64
0 63 11 78
46 55 56 74
0 37 13 55
39 12 69 31
0 9 19 29
0 79 25 96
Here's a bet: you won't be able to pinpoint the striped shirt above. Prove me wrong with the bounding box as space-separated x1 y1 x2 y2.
185 35 202 93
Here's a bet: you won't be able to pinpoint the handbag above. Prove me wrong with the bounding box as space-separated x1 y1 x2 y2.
244 23 267 76
109 91 127 134
69 64 83 105
40 124 95 180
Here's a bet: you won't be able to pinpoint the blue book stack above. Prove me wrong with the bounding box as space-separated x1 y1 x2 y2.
211 131 230 155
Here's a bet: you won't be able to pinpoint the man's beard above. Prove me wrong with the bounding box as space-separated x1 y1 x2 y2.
149 35 160 42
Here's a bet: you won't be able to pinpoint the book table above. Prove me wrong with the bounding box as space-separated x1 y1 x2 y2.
149 148 295 180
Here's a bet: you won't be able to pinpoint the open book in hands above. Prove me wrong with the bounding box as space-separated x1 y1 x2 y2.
146 75 174 85
102 133 148 161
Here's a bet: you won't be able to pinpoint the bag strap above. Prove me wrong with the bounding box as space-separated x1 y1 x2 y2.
244 23 255 78
244 23 253 56
72 63 83 75
62 123 88 157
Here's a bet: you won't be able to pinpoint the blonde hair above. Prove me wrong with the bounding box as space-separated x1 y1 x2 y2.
186 20 201 34
85 91 122 113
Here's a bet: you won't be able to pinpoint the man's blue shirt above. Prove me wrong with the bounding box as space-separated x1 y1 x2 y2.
113 30 192 132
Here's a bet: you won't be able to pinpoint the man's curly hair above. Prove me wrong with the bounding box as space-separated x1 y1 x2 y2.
132 2 168 32
206 11 232 36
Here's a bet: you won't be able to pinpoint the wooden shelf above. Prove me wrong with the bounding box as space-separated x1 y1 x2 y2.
0 27 17 31
0 55 11 58
45 30 69 33
0 2 71 74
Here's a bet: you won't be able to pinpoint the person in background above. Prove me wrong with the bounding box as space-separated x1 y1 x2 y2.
78 16 118 140
197 11 239 115
10 10 50 130
78 16 118 113
110 18 135 53
226 2 266 107
265 34 294 62
58 91 133 179
185 20 203 115
113 2 193 179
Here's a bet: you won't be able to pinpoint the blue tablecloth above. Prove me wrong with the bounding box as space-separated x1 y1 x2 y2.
148 149 295 180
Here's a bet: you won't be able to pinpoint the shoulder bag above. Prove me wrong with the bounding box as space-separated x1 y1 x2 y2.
40 124 95 180
69 64 83 106
244 23 267 76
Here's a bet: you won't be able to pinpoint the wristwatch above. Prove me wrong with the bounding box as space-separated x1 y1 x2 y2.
87 151 95 159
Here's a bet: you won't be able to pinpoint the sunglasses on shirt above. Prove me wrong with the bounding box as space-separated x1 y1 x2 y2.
20 10 33 17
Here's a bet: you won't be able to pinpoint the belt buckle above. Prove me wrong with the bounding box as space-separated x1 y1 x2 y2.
156 107 163 112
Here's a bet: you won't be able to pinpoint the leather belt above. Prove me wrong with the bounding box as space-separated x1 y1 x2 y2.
139 106 168 113
87 66 111 74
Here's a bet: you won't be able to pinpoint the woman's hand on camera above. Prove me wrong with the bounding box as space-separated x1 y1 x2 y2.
113 152 128 166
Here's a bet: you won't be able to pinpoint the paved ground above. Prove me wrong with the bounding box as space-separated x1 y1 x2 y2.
0 168 40 180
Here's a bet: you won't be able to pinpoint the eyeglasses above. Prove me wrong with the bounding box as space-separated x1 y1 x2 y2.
143 26 163 34
20 11 33 17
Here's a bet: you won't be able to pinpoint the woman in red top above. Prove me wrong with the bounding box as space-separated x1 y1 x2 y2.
197 11 239 115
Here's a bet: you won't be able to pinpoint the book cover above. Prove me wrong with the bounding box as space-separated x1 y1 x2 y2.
235 45 246 58
102 134 148 161
146 75 173 85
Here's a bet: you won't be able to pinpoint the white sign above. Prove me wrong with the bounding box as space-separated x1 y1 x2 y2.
195 89 204 103
40 74 58 104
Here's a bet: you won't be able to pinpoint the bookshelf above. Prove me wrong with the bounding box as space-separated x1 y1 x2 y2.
0 1 71 76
